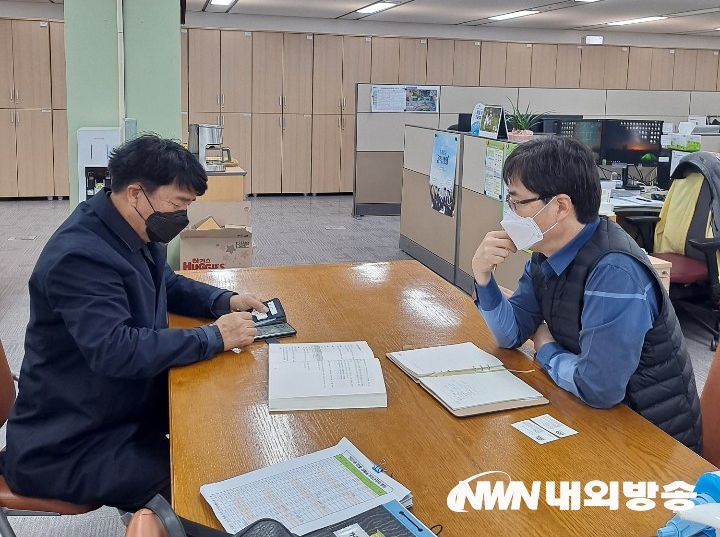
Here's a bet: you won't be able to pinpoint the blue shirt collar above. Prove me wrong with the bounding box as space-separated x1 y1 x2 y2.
543 217 600 276
89 188 147 253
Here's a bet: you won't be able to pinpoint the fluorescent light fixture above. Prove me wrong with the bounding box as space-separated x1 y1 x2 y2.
607 16 667 26
575 0 601 2
210 0 234 5
356 2 397 14
489 10 539 21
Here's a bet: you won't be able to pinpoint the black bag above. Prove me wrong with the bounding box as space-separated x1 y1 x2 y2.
142 494 299 537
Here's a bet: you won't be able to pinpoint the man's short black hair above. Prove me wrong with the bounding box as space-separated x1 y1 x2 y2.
108 134 208 196
502 136 600 224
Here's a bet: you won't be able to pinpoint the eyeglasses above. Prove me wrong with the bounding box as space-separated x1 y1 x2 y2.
505 193 551 213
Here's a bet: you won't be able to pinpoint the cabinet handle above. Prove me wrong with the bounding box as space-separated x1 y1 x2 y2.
283 95 287 107
9 87 13 102
221 94 225 106
15 89 18 103
221 114 225 126
217 115 220 125
15 111 19 125
278 95 282 107
338 117 341 127
341 117 345 129
217 94 220 105
278 116 282 127
10 110 13 124
342 97 346 109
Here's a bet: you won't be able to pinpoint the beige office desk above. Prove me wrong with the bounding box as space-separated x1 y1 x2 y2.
203 168 247 201
169 260 713 536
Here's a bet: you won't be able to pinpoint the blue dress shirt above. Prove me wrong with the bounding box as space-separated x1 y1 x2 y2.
474 218 660 408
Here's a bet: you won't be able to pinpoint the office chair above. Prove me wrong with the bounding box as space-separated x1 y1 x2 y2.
624 152 720 350
0 339 99 537
125 508 168 537
702 345 720 466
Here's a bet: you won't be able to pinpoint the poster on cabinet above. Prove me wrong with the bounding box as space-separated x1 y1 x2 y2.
429 132 459 217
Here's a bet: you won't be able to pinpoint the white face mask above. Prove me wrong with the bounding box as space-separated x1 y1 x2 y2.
500 196 558 250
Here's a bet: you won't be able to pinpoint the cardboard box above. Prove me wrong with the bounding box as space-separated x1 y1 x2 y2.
648 255 671 292
180 201 254 270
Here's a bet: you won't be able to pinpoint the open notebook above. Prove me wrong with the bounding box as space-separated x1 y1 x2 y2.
386 342 547 417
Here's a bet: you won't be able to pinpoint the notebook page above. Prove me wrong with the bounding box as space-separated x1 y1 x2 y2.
269 341 375 364
388 342 504 377
419 369 542 410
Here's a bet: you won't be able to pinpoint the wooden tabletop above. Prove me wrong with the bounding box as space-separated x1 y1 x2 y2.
169 260 714 536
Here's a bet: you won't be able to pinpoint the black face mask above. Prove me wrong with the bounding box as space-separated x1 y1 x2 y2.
135 187 189 243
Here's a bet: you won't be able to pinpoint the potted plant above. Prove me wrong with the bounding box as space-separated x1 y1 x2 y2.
505 97 550 142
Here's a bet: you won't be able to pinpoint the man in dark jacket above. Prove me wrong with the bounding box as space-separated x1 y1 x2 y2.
471 136 702 452
1 135 267 510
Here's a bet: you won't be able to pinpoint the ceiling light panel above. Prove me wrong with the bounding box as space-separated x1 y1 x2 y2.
356 2 397 14
489 10 539 21
607 16 667 25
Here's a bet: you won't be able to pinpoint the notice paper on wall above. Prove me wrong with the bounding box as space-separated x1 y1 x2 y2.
370 85 439 112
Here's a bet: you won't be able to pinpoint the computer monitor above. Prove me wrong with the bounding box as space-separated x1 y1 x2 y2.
529 114 583 134
557 119 604 164
600 120 663 166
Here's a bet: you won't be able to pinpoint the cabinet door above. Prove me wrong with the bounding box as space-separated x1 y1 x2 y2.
340 114 355 193
313 34 343 114
12 20 52 109
342 36 371 115
696 50 719 91
603 46 629 89
426 39 454 85
188 29 220 113
252 32 283 114
180 29 188 112
506 43 532 88
311 115 341 193
222 113 252 195
530 44 557 88
479 42 506 87
251 114 282 194
371 37 400 84
627 47 652 90
399 38 427 84
0 20 12 109
556 45 581 88
52 109 68 197
283 33 313 115
16 109 53 197
50 22 66 109
0 109 18 197
579 45 605 89
453 40 481 86
281 114 312 194
650 48 675 90
673 49 698 91
221 30 252 113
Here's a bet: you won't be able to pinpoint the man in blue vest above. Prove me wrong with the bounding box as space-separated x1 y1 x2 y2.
1 135 268 510
472 136 702 452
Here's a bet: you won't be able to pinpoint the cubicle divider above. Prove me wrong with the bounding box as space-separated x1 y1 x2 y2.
357 83 715 216
400 125 530 293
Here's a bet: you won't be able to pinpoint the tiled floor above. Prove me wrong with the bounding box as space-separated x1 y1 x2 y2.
0 194 714 536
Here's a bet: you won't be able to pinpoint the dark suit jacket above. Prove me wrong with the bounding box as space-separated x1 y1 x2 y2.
2 189 231 508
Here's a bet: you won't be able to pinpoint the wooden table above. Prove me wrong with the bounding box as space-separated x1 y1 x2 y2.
169 260 714 536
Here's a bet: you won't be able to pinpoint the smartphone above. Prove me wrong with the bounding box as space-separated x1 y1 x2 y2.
255 322 297 340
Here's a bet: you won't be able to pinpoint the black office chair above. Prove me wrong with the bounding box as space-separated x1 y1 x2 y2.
0 339 100 537
625 152 720 350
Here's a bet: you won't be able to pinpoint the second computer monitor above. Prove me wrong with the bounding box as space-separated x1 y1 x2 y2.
557 119 604 164
600 120 663 166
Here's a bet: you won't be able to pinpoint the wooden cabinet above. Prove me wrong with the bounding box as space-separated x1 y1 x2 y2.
311 115 341 193
579 45 606 89
221 113 252 195
188 29 221 113
0 20 12 109
650 48 675 90
426 39 454 85
52 109 68 197
673 49 698 91
340 115 355 193
281 114 312 193
627 47 653 90
399 38 427 84
221 31 252 113
282 33 313 114
252 32 283 114
313 34 343 114
453 40 481 86
555 45 581 88
479 42 506 86
0 109 18 197
16 109 54 197
603 46 629 89
341 36 372 114
371 37 400 84
11 20 51 109
505 43 532 88
251 114 282 194
50 22 66 109
696 50 719 91
530 44 557 88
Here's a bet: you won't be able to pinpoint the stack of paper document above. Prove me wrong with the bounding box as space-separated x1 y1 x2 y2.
268 341 387 411
201 438 411 535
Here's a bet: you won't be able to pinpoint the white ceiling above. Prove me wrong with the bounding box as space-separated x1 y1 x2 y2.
8 0 720 37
